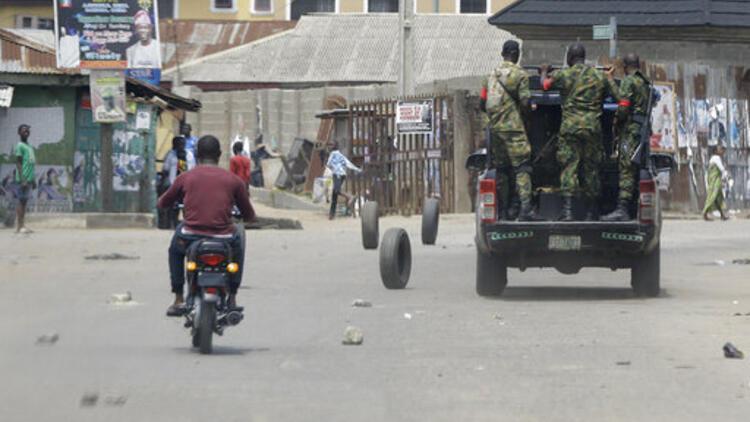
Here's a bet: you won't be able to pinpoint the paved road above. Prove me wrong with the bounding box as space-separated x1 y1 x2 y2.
1 216 749 421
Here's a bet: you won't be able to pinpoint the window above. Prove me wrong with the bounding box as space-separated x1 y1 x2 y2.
459 0 487 14
21 17 33 28
368 0 398 12
37 18 54 30
212 0 237 12
253 0 273 14
158 0 176 18
291 0 335 20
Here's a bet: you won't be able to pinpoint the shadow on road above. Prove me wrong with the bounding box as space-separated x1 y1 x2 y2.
498 286 670 301
172 346 270 356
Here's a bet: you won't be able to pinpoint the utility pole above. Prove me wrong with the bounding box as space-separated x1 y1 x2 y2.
399 0 415 96
609 16 617 59
100 122 114 212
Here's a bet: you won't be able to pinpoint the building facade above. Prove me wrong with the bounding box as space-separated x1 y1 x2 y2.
0 0 516 27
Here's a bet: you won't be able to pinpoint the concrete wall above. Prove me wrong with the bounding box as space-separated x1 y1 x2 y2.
186 84 400 158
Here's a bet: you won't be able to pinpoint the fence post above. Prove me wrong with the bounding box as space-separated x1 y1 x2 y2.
452 90 472 213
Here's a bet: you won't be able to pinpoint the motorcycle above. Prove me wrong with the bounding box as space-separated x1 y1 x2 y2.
179 226 246 354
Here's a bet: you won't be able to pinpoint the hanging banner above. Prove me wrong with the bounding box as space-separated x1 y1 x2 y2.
90 70 127 123
396 99 434 134
54 0 161 69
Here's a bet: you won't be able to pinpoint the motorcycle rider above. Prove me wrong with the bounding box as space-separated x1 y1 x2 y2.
158 135 255 316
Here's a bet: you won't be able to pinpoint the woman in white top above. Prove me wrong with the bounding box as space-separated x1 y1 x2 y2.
703 144 730 221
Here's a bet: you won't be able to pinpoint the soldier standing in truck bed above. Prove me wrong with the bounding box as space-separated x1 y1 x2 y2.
541 43 616 221
480 40 542 221
602 53 652 221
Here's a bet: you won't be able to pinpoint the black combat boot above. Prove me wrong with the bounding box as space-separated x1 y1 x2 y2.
518 199 545 221
505 196 520 220
601 200 630 222
584 198 599 221
558 195 574 221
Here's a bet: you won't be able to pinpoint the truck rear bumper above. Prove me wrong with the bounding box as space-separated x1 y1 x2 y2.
478 221 658 272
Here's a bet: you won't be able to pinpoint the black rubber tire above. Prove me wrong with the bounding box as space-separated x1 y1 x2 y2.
421 198 440 245
631 243 660 297
192 329 200 348
476 249 508 297
361 202 379 250
198 299 216 354
379 228 412 289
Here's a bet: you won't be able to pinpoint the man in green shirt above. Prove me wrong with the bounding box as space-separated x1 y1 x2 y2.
14 124 35 233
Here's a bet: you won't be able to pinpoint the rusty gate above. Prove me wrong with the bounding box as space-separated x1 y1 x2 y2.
347 96 455 215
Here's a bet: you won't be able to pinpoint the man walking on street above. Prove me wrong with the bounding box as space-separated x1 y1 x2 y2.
326 141 361 220
602 53 652 221
480 40 542 221
229 142 252 187
541 44 616 221
14 124 36 234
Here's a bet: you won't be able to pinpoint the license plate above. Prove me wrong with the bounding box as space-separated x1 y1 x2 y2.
548 235 581 251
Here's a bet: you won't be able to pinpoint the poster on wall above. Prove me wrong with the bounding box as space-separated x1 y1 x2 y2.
90 70 127 123
649 82 677 152
54 0 161 69
397 100 433 134
0 164 73 212
706 98 728 147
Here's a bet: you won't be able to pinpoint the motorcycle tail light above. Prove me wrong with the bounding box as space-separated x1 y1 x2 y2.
198 254 225 266
205 287 218 294
226 263 239 273
186 261 197 271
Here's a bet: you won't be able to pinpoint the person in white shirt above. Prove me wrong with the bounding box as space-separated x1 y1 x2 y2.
326 141 361 220
703 144 731 221
126 10 161 69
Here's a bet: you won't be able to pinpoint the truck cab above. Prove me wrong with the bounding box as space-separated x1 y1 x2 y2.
467 72 674 297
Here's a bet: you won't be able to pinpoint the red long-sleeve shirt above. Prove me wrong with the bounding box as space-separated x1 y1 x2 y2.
229 155 252 185
158 165 255 236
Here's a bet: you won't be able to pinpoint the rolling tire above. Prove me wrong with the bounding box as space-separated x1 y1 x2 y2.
361 202 379 250
476 249 507 297
631 243 660 297
421 198 440 245
198 299 216 354
379 228 412 289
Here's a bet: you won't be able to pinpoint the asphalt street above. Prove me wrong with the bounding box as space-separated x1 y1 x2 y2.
1 214 749 421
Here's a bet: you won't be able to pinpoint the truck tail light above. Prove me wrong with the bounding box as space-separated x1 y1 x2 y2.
479 179 496 223
639 179 656 224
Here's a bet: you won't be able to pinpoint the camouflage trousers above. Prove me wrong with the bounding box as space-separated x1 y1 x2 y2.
557 127 603 199
491 128 532 206
617 127 640 201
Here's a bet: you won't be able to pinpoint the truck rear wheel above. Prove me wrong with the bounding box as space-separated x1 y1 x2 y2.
476 249 507 297
631 243 660 297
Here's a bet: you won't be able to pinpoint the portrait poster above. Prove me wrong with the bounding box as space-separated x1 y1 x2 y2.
55 0 161 69
90 70 127 123
650 82 678 152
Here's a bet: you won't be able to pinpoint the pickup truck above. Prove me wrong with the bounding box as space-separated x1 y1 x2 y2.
466 74 674 297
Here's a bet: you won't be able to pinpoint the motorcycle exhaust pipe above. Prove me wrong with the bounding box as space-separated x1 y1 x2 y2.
225 311 244 326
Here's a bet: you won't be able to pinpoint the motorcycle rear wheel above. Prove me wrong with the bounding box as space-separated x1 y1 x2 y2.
198 300 216 354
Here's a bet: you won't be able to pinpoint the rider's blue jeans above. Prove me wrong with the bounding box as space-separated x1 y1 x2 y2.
168 224 245 295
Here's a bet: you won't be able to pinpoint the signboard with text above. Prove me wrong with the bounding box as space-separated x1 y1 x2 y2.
90 70 127 123
54 0 161 69
396 99 433 134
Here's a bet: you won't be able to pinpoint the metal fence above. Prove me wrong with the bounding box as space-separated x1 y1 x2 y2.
347 95 455 215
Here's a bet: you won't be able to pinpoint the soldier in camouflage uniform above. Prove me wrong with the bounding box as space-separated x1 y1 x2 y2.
541 44 616 221
602 53 652 221
480 40 543 221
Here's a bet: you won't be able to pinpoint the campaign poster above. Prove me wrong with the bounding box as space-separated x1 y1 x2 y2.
55 0 161 69
397 100 434 134
649 82 677 152
90 70 127 123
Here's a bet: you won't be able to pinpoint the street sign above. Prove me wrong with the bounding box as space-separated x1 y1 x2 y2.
593 25 612 40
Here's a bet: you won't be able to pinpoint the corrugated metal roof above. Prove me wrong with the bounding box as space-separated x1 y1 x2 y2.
0 28 61 75
165 14 517 86
488 0 750 27
159 20 296 71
